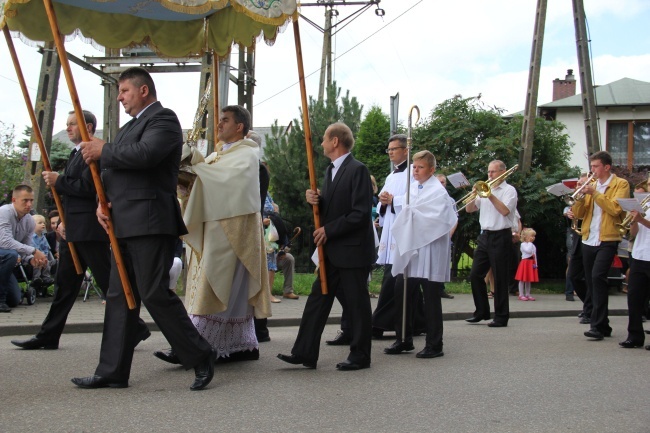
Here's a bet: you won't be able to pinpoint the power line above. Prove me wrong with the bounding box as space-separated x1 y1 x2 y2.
254 0 423 108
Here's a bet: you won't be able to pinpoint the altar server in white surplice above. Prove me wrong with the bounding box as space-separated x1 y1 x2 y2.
371 134 426 339
384 151 457 359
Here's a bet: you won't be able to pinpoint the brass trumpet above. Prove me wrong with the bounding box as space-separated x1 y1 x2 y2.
571 218 583 235
456 164 519 212
564 172 596 206
616 194 650 236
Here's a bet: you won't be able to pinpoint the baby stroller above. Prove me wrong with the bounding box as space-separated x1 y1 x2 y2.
13 253 57 305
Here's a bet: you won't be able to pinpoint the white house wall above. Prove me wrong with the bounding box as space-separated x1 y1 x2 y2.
555 106 650 171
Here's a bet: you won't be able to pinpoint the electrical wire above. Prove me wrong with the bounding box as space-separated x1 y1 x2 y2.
254 0 424 108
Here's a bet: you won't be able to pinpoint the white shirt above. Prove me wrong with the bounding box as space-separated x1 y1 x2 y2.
330 152 351 181
584 173 613 247
474 181 518 231
632 222 650 261
376 162 408 265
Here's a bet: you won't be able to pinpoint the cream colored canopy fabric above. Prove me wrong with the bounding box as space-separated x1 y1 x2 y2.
1 0 297 56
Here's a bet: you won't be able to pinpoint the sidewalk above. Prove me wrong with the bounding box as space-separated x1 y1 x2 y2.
0 290 629 337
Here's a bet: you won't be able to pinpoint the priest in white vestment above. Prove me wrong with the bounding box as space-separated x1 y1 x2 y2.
384 151 457 359
156 105 270 364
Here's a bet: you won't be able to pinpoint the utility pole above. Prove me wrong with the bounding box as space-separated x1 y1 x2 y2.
318 9 334 101
300 1 384 101
236 43 255 124
572 0 601 156
519 0 547 173
25 42 60 214
519 0 600 171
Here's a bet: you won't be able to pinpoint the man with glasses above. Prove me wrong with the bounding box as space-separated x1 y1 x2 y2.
464 160 518 327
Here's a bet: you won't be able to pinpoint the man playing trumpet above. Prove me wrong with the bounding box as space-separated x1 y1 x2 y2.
465 160 518 327
572 151 629 341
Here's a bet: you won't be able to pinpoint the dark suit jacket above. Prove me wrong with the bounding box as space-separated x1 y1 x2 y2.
100 101 187 239
55 148 108 243
319 155 376 269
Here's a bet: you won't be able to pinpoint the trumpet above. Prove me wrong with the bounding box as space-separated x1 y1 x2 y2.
571 218 583 235
456 164 519 212
564 173 596 206
616 194 650 236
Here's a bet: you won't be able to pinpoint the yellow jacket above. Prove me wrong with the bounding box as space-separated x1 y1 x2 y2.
572 174 630 242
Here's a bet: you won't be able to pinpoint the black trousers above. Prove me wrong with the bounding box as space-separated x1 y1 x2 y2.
372 264 426 334
36 240 110 343
292 261 372 364
567 241 591 315
582 241 617 334
95 235 211 381
626 257 650 344
470 229 512 325
394 275 443 350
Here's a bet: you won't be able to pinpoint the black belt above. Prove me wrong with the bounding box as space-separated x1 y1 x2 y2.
482 228 511 233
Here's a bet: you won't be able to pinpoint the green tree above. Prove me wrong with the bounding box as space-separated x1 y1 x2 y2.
353 105 391 187
412 96 576 278
0 121 26 204
263 82 363 270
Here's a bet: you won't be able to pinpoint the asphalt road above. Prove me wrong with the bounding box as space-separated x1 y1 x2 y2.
2 316 649 433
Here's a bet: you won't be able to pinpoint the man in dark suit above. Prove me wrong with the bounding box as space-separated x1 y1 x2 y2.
12 110 150 350
74 67 214 390
278 122 376 370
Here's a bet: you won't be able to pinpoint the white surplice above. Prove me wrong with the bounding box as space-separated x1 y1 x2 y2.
391 175 458 282
376 163 408 265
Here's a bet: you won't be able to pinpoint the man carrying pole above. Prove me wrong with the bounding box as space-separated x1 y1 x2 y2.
73 67 215 390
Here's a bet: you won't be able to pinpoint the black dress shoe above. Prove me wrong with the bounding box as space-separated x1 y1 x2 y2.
619 340 643 348
383 340 415 354
0 303 11 313
584 329 604 340
441 291 454 299
416 347 444 359
257 334 271 343
153 349 181 365
11 336 59 350
135 328 151 346
465 315 490 323
326 331 351 346
578 312 585 318
487 321 507 328
191 350 216 391
566 295 575 301
579 317 591 324
336 359 370 371
71 375 128 389
646 345 650 351
277 353 317 369
371 328 384 339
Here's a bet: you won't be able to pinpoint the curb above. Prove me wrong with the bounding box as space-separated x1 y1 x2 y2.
0 309 629 338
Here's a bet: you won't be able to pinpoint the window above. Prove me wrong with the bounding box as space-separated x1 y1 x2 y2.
607 120 650 169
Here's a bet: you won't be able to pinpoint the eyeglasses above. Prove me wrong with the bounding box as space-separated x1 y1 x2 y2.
385 147 406 153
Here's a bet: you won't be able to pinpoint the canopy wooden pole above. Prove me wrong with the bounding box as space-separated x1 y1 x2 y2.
42 0 136 309
212 51 220 148
3 25 83 275
293 19 328 295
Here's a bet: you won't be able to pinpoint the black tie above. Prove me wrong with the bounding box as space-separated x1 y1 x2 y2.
65 148 78 172
326 163 334 189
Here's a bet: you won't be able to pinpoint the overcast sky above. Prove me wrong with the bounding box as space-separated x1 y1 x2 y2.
1 0 649 141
